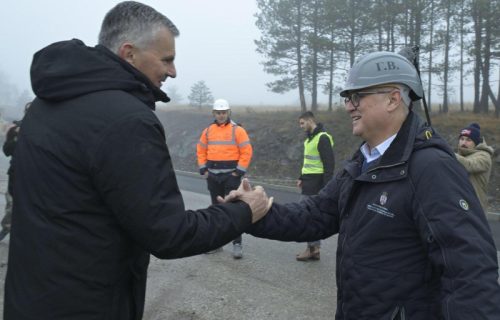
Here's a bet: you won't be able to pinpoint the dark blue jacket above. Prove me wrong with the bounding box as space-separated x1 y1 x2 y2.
249 112 500 319
5 39 252 320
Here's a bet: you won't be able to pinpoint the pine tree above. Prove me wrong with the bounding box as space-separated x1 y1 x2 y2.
188 81 213 109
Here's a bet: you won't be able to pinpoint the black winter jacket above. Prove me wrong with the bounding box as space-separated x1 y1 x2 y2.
4 39 252 320
249 112 500 319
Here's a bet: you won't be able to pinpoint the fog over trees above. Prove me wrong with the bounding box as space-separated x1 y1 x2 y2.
255 0 500 116
1 1 498 117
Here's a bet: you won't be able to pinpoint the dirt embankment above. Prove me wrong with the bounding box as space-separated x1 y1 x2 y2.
157 108 500 211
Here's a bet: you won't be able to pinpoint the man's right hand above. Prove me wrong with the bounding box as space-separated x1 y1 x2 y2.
218 178 273 223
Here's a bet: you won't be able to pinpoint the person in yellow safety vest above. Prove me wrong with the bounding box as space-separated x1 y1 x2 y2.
296 111 335 261
197 98 253 259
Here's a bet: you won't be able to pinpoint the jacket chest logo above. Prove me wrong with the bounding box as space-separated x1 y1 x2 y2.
366 191 395 218
379 192 388 206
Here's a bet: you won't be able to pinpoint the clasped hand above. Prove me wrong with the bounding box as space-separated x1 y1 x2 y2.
217 178 273 223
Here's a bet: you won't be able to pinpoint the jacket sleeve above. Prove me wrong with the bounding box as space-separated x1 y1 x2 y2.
318 134 335 186
196 127 208 174
234 126 252 175
247 177 340 241
411 150 500 319
455 151 492 174
91 114 253 259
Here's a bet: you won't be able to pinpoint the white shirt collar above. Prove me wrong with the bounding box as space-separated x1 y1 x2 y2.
360 134 397 163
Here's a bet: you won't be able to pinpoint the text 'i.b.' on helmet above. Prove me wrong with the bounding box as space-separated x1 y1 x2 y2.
340 51 424 101
213 99 230 111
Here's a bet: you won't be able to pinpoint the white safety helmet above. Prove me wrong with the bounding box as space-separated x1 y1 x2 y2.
212 99 230 111
340 51 423 101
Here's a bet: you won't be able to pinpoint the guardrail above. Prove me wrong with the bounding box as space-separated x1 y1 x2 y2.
175 170 500 221
175 169 300 194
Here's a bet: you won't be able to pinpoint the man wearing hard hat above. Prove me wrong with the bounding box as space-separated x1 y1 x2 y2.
197 99 253 259
223 51 500 319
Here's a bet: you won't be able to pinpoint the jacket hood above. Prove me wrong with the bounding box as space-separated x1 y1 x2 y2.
307 123 325 139
378 112 455 167
476 140 494 155
30 39 169 108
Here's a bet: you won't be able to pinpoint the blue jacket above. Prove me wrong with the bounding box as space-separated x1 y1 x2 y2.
249 112 500 319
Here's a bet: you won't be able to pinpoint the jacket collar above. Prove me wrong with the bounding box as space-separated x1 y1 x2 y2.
345 112 422 178
377 111 419 167
212 118 235 126
307 123 324 140
344 111 454 181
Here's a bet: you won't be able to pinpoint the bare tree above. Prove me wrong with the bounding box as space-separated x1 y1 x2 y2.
188 81 213 109
441 0 453 113
471 0 484 113
255 0 308 111
479 0 493 113
252 0 497 114
458 0 467 112
426 0 436 111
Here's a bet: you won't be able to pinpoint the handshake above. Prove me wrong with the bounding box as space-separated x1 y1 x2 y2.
217 178 273 223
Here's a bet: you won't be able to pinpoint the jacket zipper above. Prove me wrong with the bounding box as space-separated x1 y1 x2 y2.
339 232 347 315
390 305 406 320
339 160 406 316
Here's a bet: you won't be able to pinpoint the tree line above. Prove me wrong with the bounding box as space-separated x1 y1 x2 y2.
254 0 500 116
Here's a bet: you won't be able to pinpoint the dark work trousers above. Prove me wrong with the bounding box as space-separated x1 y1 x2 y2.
207 172 242 244
300 174 324 248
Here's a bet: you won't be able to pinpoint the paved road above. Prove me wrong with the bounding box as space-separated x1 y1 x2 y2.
143 190 338 320
0 164 498 319
0 189 339 320
0 159 338 319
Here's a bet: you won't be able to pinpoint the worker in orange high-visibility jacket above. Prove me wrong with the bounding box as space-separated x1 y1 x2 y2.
197 98 253 259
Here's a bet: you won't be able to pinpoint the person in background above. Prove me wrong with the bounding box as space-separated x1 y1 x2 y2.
455 122 494 211
295 111 334 261
197 98 253 259
0 102 31 242
4 2 271 319
224 51 500 319
0 121 20 242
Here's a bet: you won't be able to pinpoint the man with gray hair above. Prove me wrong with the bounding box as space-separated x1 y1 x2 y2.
4 2 271 319
224 51 500 319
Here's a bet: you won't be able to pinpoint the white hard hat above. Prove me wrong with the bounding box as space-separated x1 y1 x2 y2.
213 99 230 111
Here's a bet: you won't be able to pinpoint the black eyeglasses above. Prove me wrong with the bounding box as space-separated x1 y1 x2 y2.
344 90 395 108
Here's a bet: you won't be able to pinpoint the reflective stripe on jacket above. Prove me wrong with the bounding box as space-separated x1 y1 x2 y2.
302 132 333 174
197 121 252 174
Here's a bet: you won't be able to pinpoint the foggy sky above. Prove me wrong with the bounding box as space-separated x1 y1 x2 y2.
0 0 305 107
0 0 483 109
